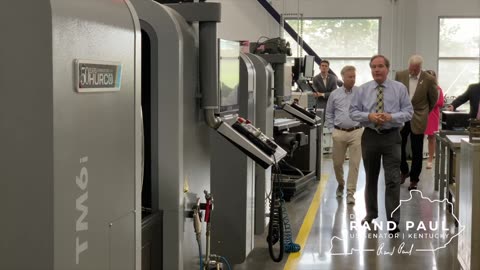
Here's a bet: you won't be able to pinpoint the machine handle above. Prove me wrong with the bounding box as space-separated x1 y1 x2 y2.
140 106 145 189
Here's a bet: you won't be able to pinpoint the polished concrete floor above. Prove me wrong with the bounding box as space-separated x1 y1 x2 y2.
235 156 462 270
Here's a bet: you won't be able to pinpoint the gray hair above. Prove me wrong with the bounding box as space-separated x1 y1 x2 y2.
409 54 424 66
341 65 356 76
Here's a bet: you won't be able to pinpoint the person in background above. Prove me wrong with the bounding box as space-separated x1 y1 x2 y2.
312 59 338 111
325 65 362 204
395 55 437 191
350 55 413 234
446 82 480 119
424 70 444 169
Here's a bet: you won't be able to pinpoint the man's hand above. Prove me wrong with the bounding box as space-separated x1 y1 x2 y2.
378 113 392 124
368 113 383 125
447 104 454 111
313 92 325 98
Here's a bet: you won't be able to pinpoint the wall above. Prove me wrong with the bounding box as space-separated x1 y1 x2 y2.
271 0 397 69
416 0 480 70
264 0 480 75
213 0 278 41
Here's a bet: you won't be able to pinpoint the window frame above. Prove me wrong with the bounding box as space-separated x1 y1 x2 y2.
284 16 381 57
283 17 381 84
437 16 480 99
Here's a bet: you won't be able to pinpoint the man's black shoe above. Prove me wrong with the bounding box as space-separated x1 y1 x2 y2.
408 180 418 191
388 227 400 236
361 216 377 225
388 221 400 235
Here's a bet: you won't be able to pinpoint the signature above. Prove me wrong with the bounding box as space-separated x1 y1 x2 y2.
377 242 414 256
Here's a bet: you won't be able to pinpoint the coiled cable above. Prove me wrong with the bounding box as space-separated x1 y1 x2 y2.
281 194 301 253
267 160 284 262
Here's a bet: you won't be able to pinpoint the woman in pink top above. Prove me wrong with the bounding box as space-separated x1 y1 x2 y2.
424 70 444 169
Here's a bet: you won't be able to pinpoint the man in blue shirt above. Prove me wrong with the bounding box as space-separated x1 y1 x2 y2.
350 55 413 234
325 65 363 205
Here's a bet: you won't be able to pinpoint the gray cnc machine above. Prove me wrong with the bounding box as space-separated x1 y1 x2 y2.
254 51 323 200
210 49 256 265
131 1 210 269
1 1 142 270
132 1 286 269
245 54 276 235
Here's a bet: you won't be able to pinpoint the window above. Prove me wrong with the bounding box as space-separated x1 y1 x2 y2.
285 18 380 85
438 17 480 110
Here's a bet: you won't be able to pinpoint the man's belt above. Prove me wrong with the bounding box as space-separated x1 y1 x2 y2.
334 125 362 132
366 127 399 134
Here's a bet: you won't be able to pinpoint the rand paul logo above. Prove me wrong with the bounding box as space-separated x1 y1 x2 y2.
329 190 465 256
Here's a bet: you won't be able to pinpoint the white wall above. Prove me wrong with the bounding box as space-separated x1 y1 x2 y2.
416 0 480 71
247 0 480 75
213 0 278 41
271 0 397 69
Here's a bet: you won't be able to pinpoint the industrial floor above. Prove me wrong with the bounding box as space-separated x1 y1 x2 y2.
234 156 462 270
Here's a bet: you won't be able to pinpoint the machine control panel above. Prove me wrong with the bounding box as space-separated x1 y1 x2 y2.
216 117 287 168
232 117 278 156
282 102 321 126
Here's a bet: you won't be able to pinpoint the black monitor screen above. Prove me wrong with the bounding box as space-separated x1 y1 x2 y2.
292 57 303 84
441 111 470 130
303 55 315 78
296 79 315 92
219 39 240 114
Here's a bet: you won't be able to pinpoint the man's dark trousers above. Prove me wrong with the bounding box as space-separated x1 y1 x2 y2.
400 121 424 182
362 128 401 223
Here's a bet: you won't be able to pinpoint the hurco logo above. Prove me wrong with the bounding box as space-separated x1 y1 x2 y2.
75 60 122 92
329 190 465 256
79 65 115 88
76 156 89 264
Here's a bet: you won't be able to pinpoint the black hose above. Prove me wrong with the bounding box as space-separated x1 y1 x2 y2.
267 162 284 262
280 159 304 177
